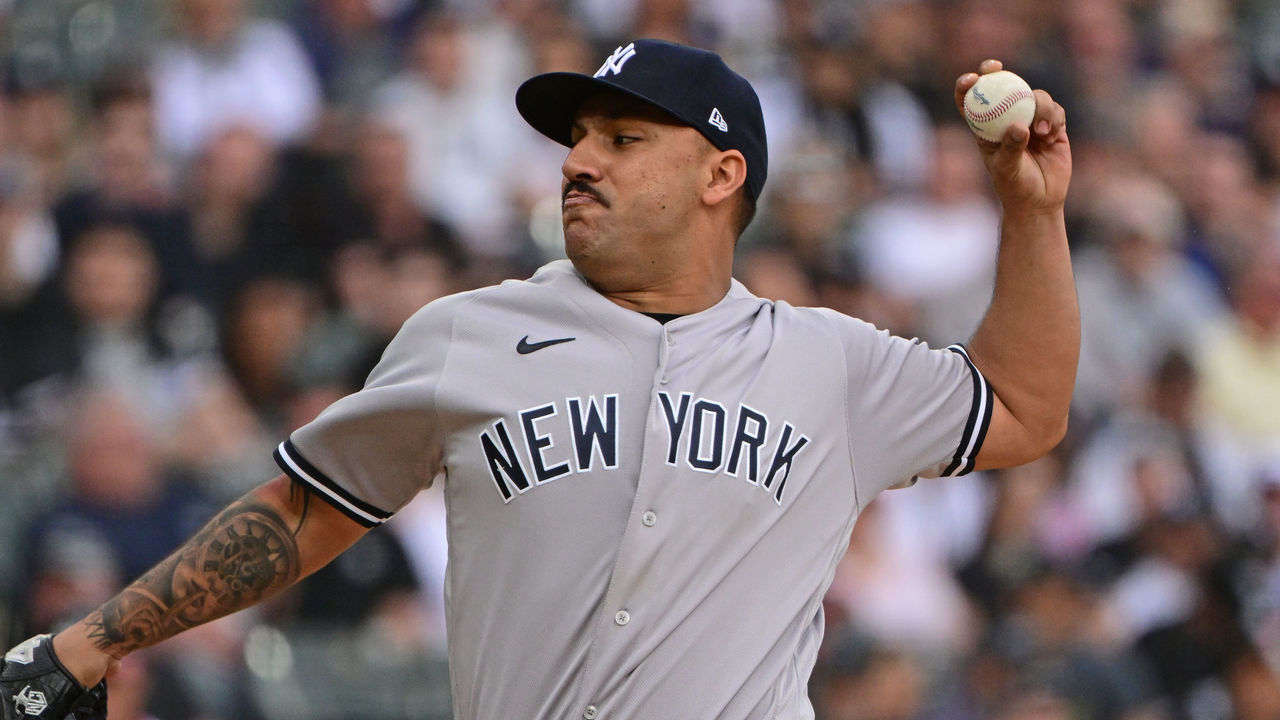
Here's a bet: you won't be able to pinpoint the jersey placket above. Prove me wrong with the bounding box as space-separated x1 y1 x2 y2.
571 323 680 719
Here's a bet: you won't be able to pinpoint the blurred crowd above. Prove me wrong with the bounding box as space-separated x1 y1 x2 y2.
1 0 1280 718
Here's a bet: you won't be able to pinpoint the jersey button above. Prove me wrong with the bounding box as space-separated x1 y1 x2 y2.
584 705 599 719
614 610 631 626
641 511 657 527
666 333 675 346
660 373 670 384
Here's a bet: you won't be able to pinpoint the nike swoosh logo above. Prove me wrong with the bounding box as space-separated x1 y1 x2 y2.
517 335 576 354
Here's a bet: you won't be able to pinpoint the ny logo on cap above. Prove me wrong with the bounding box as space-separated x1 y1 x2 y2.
594 43 637 78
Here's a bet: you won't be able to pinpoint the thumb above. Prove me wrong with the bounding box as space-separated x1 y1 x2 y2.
988 123 1030 176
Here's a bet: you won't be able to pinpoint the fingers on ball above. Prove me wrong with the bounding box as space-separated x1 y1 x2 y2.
954 73 981 111
1031 90 1067 136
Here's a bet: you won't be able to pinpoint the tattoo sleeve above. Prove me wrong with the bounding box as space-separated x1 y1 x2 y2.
83 484 312 657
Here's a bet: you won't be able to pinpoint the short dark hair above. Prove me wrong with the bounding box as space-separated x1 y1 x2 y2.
733 187 757 239
90 67 151 114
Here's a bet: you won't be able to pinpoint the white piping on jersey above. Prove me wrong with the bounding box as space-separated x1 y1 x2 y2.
945 344 989 476
276 441 387 525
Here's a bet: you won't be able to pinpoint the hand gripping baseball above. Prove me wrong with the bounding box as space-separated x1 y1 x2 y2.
955 59 1071 214
1 636 107 720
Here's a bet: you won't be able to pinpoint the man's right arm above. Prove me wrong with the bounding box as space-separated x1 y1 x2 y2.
49 474 370 687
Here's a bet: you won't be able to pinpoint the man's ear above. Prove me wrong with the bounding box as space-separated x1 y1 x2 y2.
703 149 747 208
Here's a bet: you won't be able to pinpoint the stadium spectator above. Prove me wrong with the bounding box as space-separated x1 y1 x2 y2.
1198 243 1280 470
848 124 1000 345
51 69 208 323
1072 172 1226 422
151 0 322 160
18 388 217 628
371 11 524 256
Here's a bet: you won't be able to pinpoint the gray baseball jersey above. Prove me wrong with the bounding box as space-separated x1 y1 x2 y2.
274 259 991 720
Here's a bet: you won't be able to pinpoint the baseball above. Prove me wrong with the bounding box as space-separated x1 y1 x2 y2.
963 70 1036 143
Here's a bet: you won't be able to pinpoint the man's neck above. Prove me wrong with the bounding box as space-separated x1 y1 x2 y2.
593 270 732 315
571 227 736 314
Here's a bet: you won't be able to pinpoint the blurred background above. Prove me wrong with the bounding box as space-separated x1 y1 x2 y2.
1 0 1279 718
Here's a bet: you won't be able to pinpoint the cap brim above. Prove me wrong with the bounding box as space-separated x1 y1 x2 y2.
515 72 690 148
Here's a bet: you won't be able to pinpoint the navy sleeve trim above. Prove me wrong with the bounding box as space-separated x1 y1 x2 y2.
274 439 392 528
940 344 993 477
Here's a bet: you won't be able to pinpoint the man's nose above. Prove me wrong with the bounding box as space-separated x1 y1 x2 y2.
562 136 603 183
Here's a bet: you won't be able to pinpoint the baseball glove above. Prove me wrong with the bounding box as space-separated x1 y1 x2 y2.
0 635 107 720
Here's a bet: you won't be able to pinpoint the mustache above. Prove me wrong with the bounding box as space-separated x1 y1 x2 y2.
562 181 609 208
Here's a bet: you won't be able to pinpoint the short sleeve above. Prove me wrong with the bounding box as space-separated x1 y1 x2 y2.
274 298 459 526
830 313 993 501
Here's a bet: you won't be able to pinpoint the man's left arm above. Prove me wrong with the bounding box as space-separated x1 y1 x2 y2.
956 60 1079 470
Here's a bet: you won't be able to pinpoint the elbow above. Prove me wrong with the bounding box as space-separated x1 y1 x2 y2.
1021 409 1070 464
981 408 1070 471
1039 411 1070 455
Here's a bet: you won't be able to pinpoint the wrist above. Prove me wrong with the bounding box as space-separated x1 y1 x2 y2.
1000 203 1066 234
1000 199 1064 218
51 625 114 688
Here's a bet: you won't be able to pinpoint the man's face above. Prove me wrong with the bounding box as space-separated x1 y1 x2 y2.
561 92 715 287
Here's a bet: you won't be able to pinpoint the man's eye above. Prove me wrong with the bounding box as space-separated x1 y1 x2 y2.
614 135 639 145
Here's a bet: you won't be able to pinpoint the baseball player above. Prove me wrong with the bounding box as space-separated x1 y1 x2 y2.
3 40 1076 719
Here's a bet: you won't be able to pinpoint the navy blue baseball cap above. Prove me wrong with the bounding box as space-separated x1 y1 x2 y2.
516 39 768 203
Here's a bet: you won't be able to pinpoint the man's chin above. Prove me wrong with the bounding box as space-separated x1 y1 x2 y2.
562 222 597 254
564 232 616 277
563 240 594 266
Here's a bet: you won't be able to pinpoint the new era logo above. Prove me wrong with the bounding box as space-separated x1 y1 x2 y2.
594 43 637 78
708 107 728 132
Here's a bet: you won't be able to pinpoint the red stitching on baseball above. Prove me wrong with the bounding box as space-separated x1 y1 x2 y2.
967 88 1033 123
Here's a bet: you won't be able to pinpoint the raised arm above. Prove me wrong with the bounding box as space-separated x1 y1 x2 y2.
49 474 369 687
956 60 1080 470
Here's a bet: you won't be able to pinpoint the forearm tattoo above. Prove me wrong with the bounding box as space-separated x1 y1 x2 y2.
84 485 310 657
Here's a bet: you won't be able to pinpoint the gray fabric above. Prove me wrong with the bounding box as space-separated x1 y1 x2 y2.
276 260 989 720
